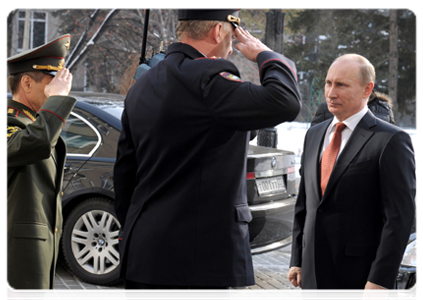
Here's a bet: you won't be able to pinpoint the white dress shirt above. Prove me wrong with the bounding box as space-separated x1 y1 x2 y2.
320 106 369 160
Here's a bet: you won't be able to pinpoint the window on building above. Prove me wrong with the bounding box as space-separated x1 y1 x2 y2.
17 10 47 52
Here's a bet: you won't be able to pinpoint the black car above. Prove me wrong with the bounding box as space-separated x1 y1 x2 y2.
57 91 298 285
397 203 420 299
397 129 421 299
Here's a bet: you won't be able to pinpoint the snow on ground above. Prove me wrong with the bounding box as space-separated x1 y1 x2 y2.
250 122 422 203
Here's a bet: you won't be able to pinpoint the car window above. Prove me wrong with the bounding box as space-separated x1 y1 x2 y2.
61 114 100 155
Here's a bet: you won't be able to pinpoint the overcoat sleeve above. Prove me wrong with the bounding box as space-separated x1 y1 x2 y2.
202 51 302 131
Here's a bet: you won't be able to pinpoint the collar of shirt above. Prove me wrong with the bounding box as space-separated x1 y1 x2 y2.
321 105 369 159
331 105 369 133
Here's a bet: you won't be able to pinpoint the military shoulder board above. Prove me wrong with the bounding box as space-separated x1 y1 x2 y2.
219 72 243 82
8 107 18 117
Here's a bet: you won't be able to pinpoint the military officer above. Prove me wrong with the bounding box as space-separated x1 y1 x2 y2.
7 34 76 289
114 9 302 289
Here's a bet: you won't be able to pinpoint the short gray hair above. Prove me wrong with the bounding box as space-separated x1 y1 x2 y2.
334 54 376 86
177 20 232 41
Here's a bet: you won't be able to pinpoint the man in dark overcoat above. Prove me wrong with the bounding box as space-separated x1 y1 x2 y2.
7 34 76 289
288 54 415 289
114 9 302 288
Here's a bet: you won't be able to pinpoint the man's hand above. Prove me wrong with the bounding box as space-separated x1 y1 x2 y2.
363 281 389 300
45 68 72 97
234 27 271 62
287 266 302 288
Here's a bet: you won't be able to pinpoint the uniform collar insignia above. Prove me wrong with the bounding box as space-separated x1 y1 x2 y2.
23 109 36 121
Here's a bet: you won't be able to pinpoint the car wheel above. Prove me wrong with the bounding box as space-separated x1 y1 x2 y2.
62 197 121 285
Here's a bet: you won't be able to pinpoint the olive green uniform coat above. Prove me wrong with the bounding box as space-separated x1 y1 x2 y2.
7 96 76 289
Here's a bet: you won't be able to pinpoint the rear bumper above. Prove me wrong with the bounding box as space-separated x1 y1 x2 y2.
248 196 296 253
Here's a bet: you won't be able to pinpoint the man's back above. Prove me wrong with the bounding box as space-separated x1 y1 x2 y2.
114 39 301 287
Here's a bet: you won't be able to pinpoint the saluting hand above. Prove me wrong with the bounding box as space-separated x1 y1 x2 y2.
234 27 272 62
45 68 73 98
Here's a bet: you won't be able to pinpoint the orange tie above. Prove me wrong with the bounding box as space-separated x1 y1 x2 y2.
321 122 347 196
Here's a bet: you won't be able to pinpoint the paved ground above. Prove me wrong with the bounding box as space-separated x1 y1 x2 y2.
54 245 298 290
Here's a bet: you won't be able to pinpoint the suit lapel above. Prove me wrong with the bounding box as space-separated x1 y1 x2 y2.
306 119 331 202
321 112 377 202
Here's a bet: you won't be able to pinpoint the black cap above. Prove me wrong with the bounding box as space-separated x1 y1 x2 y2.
178 9 240 27
7 34 71 76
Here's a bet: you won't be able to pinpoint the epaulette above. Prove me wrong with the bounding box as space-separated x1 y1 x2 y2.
7 106 36 122
7 107 18 117
195 56 224 61
194 58 242 82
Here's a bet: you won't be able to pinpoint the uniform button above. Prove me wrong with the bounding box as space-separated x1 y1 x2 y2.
55 228 58 234
61 192 64 197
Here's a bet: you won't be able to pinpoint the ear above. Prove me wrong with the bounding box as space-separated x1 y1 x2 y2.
211 23 223 44
20 75 33 93
363 82 374 99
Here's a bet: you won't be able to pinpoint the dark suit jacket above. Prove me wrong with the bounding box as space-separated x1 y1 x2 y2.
290 111 415 289
114 42 301 287
7 96 76 289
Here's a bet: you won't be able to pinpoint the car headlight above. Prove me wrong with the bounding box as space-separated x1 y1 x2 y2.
401 239 416 267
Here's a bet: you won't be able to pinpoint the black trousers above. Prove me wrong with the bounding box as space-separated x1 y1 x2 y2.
125 280 231 300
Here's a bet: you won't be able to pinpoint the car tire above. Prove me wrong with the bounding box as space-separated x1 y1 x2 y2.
62 197 122 286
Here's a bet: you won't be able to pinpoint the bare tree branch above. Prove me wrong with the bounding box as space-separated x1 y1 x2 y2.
67 9 120 72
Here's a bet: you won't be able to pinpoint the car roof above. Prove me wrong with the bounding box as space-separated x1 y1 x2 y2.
70 91 125 131
8 91 125 130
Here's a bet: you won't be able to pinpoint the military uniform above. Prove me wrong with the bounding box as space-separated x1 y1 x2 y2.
7 34 76 289
114 10 302 288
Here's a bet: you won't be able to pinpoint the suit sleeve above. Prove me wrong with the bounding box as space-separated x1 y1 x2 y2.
7 96 76 168
367 131 416 288
203 51 302 131
289 131 309 268
113 107 137 228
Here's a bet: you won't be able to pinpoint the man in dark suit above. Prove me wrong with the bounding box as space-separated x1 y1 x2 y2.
7 34 76 289
287 54 415 289
114 9 301 289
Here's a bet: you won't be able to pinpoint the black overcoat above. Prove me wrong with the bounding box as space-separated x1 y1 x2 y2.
114 43 301 287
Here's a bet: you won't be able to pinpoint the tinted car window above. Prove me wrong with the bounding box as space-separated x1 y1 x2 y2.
61 114 99 155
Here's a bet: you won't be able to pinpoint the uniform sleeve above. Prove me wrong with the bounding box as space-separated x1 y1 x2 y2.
367 131 416 288
7 96 76 168
203 51 302 131
113 107 137 228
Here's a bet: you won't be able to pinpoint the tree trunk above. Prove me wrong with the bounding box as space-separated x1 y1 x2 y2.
157 9 168 48
389 9 399 116
264 9 285 54
258 10 286 148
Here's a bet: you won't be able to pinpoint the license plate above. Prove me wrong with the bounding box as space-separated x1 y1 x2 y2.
256 176 286 196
